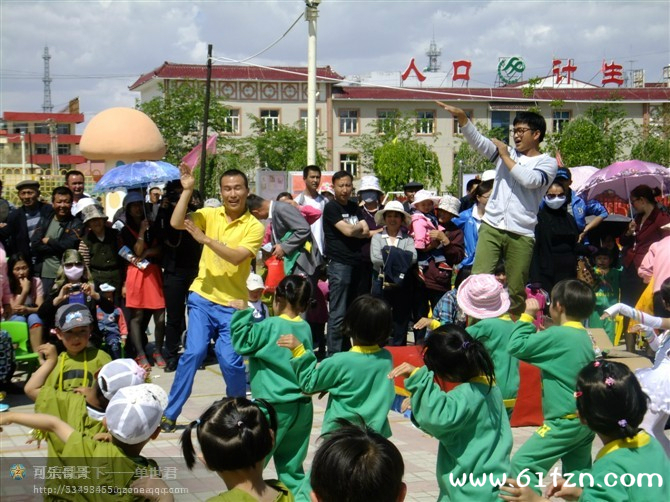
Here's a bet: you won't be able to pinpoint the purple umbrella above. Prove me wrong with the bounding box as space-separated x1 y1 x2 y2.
577 160 670 201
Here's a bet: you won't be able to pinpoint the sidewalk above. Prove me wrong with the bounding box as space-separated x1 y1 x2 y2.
0 361 610 501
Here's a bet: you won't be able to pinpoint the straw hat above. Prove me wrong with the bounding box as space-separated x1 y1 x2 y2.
410 189 440 208
374 200 411 227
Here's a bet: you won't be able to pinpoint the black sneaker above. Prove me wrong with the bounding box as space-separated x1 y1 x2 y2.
160 416 176 433
164 360 178 373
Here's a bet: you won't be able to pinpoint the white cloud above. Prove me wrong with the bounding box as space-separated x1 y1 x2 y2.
0 0 667 121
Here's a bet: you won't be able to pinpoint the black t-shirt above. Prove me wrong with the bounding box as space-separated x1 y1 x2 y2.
323 199 363 266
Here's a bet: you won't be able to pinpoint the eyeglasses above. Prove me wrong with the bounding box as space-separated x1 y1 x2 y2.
512 127 535 136
545 194 565 200
64 262 83 269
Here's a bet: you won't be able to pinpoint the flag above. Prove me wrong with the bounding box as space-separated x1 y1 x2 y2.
555 149 564 168
182 134 218 171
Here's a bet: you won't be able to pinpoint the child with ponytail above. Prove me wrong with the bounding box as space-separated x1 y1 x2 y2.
230 275 313 499
180 397 294 501
500 361 670 501
388 325 512 502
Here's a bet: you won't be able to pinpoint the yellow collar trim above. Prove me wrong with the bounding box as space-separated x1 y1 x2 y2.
469 375 495 386
596 431 650 461
279 314 302 322
350 345 382 354
563 321 585 330
498 314 512 321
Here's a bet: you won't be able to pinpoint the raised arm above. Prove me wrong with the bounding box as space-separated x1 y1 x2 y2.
170 163 194 231
0 412 74 444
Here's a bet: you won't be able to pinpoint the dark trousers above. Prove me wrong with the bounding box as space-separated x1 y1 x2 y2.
372 278 412 346
326 261 358 356
162 269 197 364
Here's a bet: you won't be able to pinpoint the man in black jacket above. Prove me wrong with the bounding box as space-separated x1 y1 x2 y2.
31 186 83 294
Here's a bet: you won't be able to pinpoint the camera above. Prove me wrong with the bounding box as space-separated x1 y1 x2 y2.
70 283 81 293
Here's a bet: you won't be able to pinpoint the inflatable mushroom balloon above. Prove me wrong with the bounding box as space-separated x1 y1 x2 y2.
79 107 167 217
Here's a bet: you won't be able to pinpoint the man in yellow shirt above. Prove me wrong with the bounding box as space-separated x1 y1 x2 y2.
161 165 264 432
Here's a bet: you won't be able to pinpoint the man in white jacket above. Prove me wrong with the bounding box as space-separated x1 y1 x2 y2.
437 102 557 315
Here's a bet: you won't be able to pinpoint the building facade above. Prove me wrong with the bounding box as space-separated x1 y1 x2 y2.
130 62 670 191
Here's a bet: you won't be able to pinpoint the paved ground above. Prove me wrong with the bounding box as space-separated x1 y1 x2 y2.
0 356 661 501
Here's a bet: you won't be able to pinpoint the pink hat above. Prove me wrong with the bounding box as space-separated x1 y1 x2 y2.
456 274 510 319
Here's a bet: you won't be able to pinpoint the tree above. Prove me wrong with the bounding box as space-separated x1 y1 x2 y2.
347 113 441 192
447 122 499 194
544 102 633 168
241 116 327 171
630 103 670 167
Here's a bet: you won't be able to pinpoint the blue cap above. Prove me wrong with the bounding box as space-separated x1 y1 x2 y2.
555 168 571 181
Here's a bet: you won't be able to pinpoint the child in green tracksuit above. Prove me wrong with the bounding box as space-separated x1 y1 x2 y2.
278 294 395 437
24 303 111 400
500 361 670 501
456 273 528 418
389 324 512 502
0 383 167 501
507 279 596 493
231 275 314 500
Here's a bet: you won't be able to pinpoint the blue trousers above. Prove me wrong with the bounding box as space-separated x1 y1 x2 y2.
164 292 245 420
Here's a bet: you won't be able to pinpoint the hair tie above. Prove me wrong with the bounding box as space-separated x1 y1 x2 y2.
195 419 201 425
593 361 601 367
574 391 583 398
462 341 470 350
617 419 628 428
604 377 615 387
237 420 244 428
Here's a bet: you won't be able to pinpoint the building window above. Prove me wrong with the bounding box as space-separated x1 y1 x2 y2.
299 109 321 132
58 144 71 155
552 110 571 132
35 144 49 154
416 110 435 135
339 109 359 135
260 109 280 131
223 109 240 135
12 123 28 133
453 110 473 134
491 111 511 141
56 124 71 135
340 153 359 177
34 124 49 134
377 109 399 135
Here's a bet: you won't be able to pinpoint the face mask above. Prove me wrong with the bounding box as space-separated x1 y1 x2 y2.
359 190 378 204
64 265 84 282
86 404 105 422
544 196 566 210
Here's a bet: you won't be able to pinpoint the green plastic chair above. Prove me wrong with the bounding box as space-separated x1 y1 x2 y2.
1 321 40 375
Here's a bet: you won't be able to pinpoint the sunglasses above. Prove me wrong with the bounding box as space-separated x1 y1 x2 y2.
545 194 565 200
64 262 84 269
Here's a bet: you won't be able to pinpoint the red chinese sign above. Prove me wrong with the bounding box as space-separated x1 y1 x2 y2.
401 58 426 82
602 60 624 86
553 58 578 84
452 60 472 81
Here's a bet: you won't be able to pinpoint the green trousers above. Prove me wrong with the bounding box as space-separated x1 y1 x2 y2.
511 417 595 494
266 399 313 500
472 222 535 316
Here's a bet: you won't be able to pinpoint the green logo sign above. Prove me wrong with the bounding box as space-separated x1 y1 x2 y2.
498 57 526 84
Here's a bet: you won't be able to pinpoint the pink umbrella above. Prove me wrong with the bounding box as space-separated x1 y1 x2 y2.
577 160 670 201
569 166 599 193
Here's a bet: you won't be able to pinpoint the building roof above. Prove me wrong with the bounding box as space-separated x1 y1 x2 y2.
129 62 344 90
3 112 85 123
331 85 670 103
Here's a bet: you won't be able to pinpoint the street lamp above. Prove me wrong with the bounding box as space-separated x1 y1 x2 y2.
305 0 321 166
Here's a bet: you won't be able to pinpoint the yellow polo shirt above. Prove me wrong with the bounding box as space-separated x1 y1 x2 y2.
189 207 264 306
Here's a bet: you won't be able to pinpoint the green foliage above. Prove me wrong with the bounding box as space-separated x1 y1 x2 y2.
347 113 441 191
544 102 633 168
241 116 326 171
630 104 670 167
448 122 498 194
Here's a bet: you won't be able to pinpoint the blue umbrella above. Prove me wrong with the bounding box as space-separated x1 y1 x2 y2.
93 160 180 193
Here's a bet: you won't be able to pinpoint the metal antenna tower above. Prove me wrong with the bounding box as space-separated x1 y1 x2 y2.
425 30 441 73
42 46 53 112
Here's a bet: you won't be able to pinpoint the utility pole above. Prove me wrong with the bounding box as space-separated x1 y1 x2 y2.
20 132 26 176
199 44 213 197
305 0 321 166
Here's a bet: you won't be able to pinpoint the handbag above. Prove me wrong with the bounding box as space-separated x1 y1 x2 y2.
576 257 595 287
264 256 286 293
